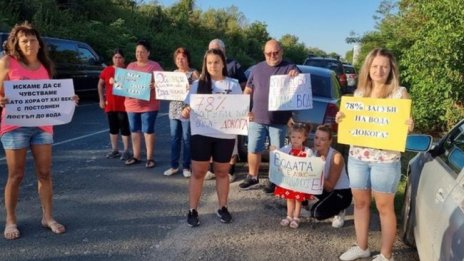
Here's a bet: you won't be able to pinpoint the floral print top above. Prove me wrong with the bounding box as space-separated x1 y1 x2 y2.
349 87 406 163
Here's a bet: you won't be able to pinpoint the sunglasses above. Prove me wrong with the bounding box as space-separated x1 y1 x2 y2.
264 50 280 57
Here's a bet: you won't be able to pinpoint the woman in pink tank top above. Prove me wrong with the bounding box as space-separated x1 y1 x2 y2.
0 22 66 240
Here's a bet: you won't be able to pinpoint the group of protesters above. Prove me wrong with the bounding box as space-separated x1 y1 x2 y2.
0 21 415 261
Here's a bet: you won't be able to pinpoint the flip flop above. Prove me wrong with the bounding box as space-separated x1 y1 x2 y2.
145 159 156 168
125 157 141 166
4 224 20 240
41 219 65 234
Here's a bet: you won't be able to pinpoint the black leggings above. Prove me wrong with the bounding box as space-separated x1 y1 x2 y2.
107 111 130 136
310 188 352 220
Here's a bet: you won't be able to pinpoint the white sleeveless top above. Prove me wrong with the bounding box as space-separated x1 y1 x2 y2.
348 87 406 162
324 147 350 190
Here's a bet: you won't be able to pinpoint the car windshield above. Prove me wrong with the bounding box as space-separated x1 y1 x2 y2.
310 74 332 98
305 60 343 74
343 66 356 74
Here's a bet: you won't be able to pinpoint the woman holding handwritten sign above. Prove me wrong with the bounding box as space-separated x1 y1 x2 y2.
337 48 414 261
310 125 352 228
124 40 163 168
163 47 199 178
0 22 66 239
181 49 241 227
98 48 131 161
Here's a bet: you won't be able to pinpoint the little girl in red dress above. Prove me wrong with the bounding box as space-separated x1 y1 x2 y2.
274 123 314 228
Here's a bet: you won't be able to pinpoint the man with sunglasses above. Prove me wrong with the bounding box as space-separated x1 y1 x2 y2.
239 39 299 192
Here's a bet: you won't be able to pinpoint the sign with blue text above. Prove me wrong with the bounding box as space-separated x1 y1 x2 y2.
4 79 76 126
113 68 151 101
190 94 249 136
268 73 312 111
154 71 189 101
269 150 324 195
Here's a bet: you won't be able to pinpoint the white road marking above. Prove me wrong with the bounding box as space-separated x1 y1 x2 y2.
0 112 169 161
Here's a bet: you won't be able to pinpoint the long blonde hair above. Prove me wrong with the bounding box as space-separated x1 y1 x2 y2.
356 48 400 98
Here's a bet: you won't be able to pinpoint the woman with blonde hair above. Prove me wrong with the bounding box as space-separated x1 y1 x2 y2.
337 48 414 261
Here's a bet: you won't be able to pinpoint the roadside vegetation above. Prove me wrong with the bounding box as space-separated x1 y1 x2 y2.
0 0 332 73
348 0 464 134
1 0 460 223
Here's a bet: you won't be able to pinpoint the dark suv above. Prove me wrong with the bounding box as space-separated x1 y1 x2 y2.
0 33 105 93
303 56 349 94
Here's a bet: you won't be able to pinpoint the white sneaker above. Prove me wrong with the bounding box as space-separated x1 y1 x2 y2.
204 170 215 180
163 168 178 176
372 254 394 261
183 169 191 178
332 210 346 228
339 245 371 261
228 173 236 182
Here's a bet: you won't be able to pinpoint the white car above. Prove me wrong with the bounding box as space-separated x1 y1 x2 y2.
401 119 464 260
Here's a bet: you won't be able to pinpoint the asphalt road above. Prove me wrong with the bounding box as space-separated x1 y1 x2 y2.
0 98 419 261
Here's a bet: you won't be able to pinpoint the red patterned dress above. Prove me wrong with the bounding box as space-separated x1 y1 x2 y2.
274 147 313 202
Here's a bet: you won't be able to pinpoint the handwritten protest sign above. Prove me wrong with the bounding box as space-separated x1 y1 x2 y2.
154 71 189 101
190 94 249 136
269 150 325 195
338 96 411 151
268 73 312 111
113 68 151 101
4 79 76 126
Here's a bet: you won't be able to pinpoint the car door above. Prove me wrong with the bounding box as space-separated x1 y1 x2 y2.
76 44 104 92
437 167 464 261
435 129 464 260
415 122 464 260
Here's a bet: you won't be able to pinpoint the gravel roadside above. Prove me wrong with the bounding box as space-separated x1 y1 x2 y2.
150 164 419 261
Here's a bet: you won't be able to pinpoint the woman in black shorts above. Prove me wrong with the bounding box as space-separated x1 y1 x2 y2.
181 49 242 227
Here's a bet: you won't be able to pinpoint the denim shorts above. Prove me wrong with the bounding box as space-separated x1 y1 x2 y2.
347 156 401 194
247 122 287 153
127 111 158 134
1 127 53 149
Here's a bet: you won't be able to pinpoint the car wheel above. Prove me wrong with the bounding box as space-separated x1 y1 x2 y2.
400 174 416 246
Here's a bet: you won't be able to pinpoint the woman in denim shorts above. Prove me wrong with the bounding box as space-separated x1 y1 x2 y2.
337 48 414 261
0 22 71 240
123 40 163 168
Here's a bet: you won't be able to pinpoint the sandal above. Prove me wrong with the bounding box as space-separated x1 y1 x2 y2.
41 219 66 234
125 157 141 166
280 216 293 226
290 217 300 229
4 224 20 240
145 159 156 168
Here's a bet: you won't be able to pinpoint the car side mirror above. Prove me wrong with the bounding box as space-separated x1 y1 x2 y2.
405 134 433 152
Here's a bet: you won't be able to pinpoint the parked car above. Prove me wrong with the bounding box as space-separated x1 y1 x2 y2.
303 56 348 93
0 33 105 93
401 119 464 261
238 65 345 161
343 63 357 93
